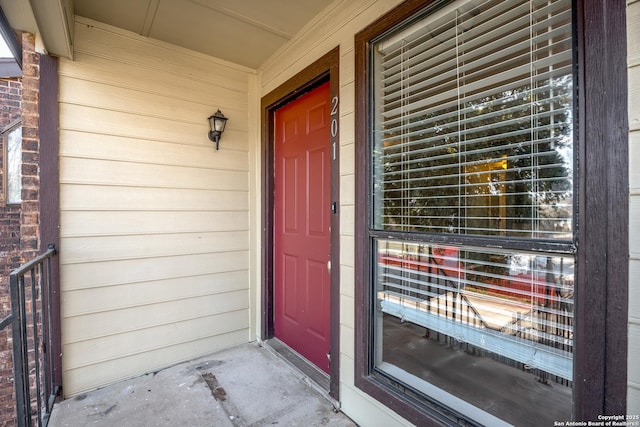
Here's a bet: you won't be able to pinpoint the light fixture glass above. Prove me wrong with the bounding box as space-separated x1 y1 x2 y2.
208 109 228 150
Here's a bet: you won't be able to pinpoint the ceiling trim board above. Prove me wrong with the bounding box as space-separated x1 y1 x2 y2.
141 0 160 37
188 0 291 40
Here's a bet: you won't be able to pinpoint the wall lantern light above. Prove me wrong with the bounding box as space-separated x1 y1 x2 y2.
207 109 228 150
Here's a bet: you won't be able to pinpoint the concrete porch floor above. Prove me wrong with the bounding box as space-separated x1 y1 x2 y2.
49 342 357 427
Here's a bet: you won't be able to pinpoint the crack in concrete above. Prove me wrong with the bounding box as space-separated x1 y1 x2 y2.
201 372 227 402
199 371 247 426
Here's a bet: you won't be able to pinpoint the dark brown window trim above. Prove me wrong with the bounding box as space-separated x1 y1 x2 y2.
1 118 22 134
354 0 628 425
260 46 341 399
573 0 629 417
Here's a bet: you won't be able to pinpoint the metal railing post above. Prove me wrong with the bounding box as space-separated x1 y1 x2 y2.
5 246 58 427
10 272 30 427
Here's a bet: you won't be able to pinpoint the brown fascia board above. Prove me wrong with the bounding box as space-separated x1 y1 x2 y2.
0 6 22 77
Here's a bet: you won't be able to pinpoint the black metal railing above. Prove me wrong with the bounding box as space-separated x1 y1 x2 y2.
1 245 59 427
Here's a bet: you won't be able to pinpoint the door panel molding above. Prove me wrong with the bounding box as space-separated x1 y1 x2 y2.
274 82 331 373
261 47 340 398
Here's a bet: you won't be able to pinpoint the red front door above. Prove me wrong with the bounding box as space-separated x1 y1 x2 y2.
274 82 331 374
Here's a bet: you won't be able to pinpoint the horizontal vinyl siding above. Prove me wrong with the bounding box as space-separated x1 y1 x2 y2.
58 16 254 396
629 0 640 414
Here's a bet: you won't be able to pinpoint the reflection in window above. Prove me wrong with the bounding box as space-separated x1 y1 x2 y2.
372 0 573 241
368 0 575 424
375 240 573 425
5 124 22 204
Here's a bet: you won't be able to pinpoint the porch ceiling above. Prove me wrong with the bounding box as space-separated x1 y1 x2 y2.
73 0 335 69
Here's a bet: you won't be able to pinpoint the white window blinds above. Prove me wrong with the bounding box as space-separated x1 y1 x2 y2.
372 0 574 240
375 240 574 381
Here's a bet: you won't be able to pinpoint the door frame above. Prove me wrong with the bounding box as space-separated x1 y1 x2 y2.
261 47 340 399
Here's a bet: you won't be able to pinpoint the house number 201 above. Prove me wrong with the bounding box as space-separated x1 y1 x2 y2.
330 96 339 137
330 95 339 160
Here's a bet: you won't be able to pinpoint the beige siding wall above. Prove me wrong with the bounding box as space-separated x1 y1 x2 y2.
59 16 254 396
629 0 640 414
258 1 412 425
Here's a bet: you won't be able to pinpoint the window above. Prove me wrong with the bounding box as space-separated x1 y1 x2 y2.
3 121 21 204
356 0 628 425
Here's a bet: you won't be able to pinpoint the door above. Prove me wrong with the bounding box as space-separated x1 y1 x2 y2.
274 82 331 374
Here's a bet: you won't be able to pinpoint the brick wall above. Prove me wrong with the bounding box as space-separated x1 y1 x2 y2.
0 79 22 427
0 79 21 126
19 33 40 262
0 32 41 427
0 75 22 296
